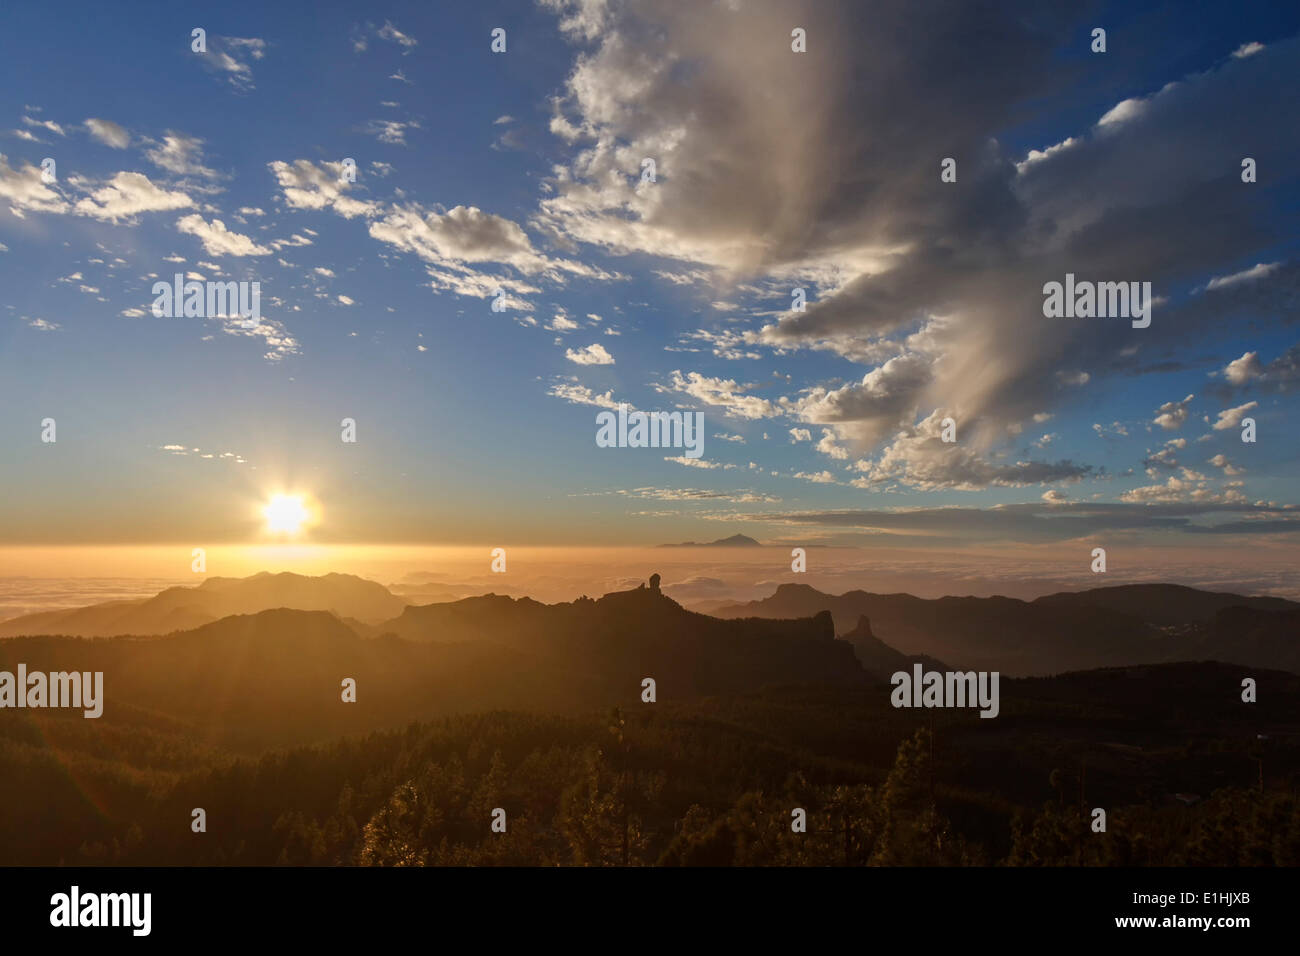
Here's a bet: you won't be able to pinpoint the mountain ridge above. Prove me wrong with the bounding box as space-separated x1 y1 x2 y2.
0 571 408 638
709 581 1300 676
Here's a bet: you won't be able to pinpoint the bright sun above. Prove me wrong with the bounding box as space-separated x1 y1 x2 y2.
263 494 309 534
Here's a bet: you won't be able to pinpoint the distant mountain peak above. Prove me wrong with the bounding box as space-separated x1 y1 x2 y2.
773 582 824 596
845 614 875 640
658 533 762 547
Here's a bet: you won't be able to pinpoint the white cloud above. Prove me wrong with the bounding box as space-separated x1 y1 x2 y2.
1205 261 1280 290
795 470 838 484
22 115 65 136
145 132 219 179
1153 394 1194 431
268 159 379 219
73 171 194 222
816 429 849 459
1222 351 1263 385
196 36 267 91
0 154 68 214
377 21 417 50
362 119 420 145
1097 97 1149 128
1120 474 1246 504
84 118 129 149
1211 401 1258 431
547 380 624 409
667 456 733 470
176 214 272 256
565 343 614 365
1208 453 1244 476
661 370 778 420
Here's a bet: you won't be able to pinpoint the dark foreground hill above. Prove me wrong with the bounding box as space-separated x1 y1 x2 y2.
2 659 1295 866
710 583 1300 676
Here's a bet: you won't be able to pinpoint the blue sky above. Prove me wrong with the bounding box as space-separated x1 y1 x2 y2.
1 0 1298 552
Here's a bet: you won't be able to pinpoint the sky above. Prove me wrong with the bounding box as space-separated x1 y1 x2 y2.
1 0 1298 571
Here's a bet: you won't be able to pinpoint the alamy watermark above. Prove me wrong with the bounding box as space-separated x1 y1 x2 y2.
1042 273 1152 329
596 403 705 459
0 665 103 718
891 664 999 718
50 886 150 936
151 273 260 329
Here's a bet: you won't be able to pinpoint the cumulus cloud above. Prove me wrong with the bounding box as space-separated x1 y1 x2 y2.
1219 346 1300 392
667 456 735 470
565 343 614 365
659 370 778 420
1211 401 1258 431
1208 453 1244 476
364 203 616 305
0 154 69 214
1120 475 1247 504
72 171 193 222
851 412 1092 491
84 117 129 148
175 214 272 256
547 380 624 409
268 159 379 219
791 352 933 447
362 119 420 145
210 311 299 362
1153 394 1194 431
1222 351 1263 385
146 132 219 179
373 204 559 272
816 429 849 459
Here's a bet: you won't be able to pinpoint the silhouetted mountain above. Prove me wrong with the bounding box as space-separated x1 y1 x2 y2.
843 615 948 681
0 609 591 747
1177 606 1300 674
0 572 408 637
657 534 762 547
1032 583 1299 627
378 581 860 695
0 581 862 748
710 582 1300 676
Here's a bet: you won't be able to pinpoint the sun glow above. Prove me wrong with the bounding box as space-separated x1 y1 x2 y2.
263 494 310 535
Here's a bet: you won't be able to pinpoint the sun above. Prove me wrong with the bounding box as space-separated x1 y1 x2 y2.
263 494 310 534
